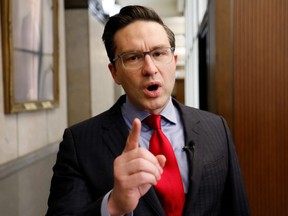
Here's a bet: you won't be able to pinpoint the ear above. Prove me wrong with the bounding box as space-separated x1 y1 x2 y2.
108 63 121 85
173 54 178 64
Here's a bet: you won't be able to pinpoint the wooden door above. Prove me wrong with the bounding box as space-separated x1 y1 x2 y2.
206 0 288 215
233 0 288 215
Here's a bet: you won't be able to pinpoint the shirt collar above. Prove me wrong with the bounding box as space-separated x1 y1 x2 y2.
121 96 177 127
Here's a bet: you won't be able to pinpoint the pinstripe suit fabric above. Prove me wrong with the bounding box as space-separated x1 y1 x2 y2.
46 95 250 216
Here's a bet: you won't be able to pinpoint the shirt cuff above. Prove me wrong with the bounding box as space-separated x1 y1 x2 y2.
100 191 133 216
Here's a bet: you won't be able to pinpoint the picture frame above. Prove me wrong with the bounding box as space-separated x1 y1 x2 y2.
1 0 59 113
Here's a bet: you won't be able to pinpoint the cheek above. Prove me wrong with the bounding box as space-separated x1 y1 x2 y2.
164 70 176 93
164 67 176 84
120 73 139 89
168 78 176 93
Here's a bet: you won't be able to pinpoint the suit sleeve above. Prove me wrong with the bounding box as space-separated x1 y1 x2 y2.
220 117 250 216
46 128 103 216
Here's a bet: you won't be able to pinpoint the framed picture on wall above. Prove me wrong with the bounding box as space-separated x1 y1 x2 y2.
1 0 59 113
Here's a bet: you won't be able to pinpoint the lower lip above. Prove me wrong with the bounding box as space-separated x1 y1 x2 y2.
144 88 161 97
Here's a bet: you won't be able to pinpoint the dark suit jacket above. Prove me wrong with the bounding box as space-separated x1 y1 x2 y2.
47 95 250 216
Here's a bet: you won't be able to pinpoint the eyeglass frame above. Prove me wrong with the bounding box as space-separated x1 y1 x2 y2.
112 47 176 69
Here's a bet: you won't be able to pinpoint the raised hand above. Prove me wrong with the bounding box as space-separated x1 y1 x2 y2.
108 118 166 216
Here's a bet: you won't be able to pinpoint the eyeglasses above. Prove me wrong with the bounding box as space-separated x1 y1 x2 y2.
112 47 175 70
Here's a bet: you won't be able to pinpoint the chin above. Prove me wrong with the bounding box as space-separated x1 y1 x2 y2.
144 100 166 113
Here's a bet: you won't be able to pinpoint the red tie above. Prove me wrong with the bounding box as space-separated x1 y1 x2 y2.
146 115 185 216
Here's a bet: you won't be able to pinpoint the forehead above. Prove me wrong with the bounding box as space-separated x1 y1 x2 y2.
114 21 170 52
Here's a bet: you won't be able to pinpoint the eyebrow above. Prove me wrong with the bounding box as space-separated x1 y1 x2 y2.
118 45 170 54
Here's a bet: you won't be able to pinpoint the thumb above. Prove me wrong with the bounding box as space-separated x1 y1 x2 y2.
123 118 141 153
156 155 166 168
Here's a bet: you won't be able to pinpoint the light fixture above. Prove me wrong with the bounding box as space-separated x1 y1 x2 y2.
102 0 121 16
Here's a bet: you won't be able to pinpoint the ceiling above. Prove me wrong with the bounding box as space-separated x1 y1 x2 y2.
116 0 184 17
115 0 185 35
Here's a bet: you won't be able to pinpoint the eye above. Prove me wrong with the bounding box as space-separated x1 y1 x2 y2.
152 51 162 57
123 53 143 62
152 49 168 58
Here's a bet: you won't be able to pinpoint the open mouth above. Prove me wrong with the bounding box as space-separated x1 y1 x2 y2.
144 82 161 97
147 84 159 91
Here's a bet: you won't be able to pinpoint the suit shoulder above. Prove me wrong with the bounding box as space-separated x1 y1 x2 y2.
68 110 117 132
68 96 126 132
178 102 221 120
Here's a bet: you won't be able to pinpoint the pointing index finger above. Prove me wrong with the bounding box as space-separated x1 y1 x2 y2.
123 118 141 153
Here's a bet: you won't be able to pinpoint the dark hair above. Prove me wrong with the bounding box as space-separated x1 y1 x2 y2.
102 5 175 63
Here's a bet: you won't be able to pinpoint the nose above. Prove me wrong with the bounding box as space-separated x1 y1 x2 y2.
142 54 158 75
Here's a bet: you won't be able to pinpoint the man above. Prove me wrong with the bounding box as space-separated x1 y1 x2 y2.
47 5 250 216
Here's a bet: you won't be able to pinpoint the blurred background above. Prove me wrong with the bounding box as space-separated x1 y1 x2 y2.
0 0 287 215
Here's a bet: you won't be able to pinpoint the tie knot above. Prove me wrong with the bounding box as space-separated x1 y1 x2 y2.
146 114 162 129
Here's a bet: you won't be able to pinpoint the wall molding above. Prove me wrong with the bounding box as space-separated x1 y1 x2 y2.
0 142 59 180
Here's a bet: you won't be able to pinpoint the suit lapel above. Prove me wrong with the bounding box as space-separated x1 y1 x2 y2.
173 100 206 214
142 188 166 216
184 121 205 213
101 97 208 215
102 116 129 157
101 96 130 157
100 95 165 215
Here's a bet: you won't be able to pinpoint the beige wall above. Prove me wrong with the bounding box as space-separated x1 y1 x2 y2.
88 13 119 116
0 1 67 165
0 3 120 215
65 9 119 126
0 2 122 166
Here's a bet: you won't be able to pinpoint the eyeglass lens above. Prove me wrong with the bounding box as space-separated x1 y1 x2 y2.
120 47 174 69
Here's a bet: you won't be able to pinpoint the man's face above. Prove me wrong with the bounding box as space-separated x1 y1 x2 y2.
108 21 178 114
